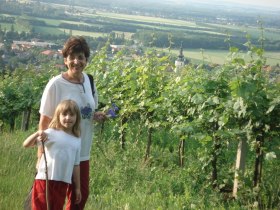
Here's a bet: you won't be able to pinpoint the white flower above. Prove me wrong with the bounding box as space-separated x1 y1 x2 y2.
190 204 196 209
175 77 181 83
253 201 259 208
265 152 276 161
124 203 130 210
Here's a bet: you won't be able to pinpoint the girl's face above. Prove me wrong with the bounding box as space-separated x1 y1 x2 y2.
59 111 77 133
64 52 87 76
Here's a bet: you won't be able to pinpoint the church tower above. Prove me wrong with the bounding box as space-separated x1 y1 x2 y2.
68 0 75 13
175 42 185 73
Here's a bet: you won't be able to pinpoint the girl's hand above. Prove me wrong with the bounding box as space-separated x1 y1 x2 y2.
23 130 48 148
74 189 82 204
37 130 48 143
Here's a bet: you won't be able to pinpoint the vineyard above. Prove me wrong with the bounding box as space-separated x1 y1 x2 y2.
0 41 280 209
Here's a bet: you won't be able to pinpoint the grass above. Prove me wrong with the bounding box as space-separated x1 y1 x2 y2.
34 26 65 35
33 26 107 38
165 48 280 65
187 21 280 42
1 120 279 210
0 130 37 210
35 17 97 27
94 11 204 29
68 30 108 38
0 22 29 32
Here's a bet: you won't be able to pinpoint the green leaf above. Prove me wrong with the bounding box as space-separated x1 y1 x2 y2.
229 47 239 53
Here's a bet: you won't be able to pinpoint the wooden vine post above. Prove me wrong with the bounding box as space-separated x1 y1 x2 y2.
144 126 152 161
232 138 247 198
120 117 127 149
178 138 185 167
144 112 153 161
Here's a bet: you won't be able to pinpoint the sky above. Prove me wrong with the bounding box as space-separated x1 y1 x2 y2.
221 0 280 7
169 0 280 9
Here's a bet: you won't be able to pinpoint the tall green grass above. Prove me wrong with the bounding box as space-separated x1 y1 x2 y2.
0 122 279 209
0 130 37 210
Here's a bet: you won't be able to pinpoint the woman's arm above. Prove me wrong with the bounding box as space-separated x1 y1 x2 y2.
72 165 81 204
39 114 51 130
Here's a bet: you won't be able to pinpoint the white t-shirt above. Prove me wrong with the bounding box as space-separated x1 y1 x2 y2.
39 72 98 161
36 128 81 184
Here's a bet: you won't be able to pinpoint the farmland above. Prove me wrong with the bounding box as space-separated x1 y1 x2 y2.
1 1 280 65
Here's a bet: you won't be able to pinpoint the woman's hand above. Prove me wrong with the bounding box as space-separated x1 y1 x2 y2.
93 111 107 123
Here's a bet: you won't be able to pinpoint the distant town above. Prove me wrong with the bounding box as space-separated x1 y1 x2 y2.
0 0 279 81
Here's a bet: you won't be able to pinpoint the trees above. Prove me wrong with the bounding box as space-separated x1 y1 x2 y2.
0 65 55 131
0 75 21 131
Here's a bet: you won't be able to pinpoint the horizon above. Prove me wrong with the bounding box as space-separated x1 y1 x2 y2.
220 0 280 7
144 0 280 9
172 0 280 6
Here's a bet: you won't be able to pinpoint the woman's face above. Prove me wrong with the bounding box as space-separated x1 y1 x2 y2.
64 52 87 75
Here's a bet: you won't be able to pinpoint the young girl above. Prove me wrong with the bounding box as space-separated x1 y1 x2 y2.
23 100 82 210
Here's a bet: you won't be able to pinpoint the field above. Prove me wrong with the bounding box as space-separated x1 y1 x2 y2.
1 120 279 210
1 6 280 65
165 48 280 65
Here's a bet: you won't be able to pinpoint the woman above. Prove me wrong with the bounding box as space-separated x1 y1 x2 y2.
38 36 106 210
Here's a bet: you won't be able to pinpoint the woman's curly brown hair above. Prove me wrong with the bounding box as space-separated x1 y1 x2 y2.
62 36 90 61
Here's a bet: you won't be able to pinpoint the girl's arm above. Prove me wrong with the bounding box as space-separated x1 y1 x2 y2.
72 165 81 204
36 115 52 167
23 130 47 148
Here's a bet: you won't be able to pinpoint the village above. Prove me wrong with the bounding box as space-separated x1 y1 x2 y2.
1 37 280 83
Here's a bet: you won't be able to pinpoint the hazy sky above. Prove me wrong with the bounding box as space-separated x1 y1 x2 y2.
204 0 280 8
169 0 280 9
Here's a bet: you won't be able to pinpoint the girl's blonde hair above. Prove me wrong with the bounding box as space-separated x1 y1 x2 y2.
49 100 81 137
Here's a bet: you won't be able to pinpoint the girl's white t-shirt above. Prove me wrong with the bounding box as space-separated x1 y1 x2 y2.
36 128 81 184
39 72 98 161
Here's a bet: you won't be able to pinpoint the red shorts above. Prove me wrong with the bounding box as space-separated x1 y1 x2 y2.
32 179 68 210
